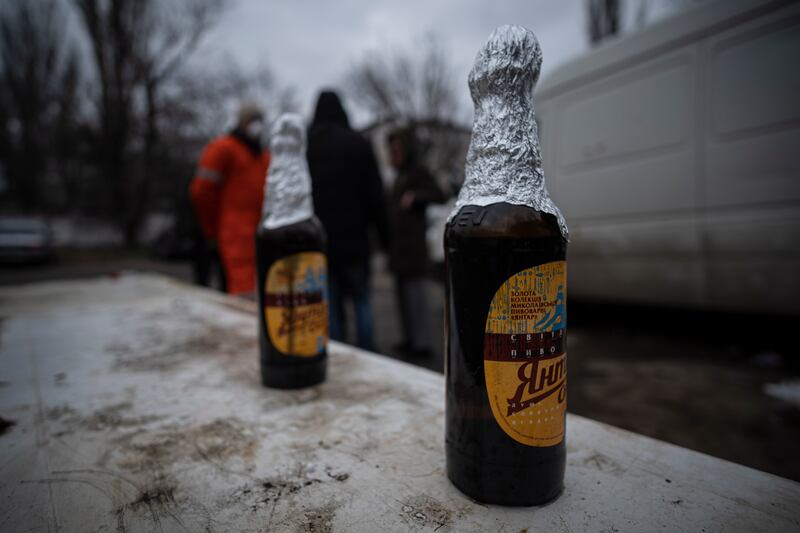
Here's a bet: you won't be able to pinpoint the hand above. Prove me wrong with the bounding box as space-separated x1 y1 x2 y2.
400 191 415 210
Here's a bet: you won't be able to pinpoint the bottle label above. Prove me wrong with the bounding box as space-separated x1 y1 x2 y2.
264 252 328 357
484 261 567 447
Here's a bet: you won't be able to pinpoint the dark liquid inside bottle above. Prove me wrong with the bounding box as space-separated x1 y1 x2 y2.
256 216 328 389
445 202 567 505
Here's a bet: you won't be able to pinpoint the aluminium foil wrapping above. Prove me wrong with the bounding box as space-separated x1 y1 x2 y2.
261 113 315 230
449 24 568 240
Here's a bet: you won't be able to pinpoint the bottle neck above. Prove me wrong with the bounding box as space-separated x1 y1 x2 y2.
462 93 545 202
448 93 568 240
262 154 314 230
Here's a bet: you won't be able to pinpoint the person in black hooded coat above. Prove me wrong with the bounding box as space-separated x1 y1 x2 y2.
307 90 389 351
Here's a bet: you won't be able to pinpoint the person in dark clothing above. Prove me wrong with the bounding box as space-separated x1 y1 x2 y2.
386 127 445 357
307 90 389 351
191 224 227 292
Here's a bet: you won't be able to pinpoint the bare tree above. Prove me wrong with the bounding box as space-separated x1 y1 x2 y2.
588 0 620 45
348 35 459 125
1 0 289 243
147 60 296 250
74 0 225 245
163 61 297 144
0 0 81 211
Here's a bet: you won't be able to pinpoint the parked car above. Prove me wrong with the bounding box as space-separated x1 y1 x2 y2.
0 217 55 264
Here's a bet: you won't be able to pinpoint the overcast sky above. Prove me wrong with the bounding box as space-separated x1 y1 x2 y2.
197 0 688 127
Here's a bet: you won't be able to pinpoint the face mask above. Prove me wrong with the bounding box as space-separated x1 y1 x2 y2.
245 120 263 140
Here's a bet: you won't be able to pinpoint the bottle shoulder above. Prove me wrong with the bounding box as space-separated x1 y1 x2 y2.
257 216 326 245
446 203 564 241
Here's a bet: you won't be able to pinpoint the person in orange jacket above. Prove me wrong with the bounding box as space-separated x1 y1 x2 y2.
189 102 270 296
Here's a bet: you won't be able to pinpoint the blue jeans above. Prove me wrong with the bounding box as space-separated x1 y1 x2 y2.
328 263 375 351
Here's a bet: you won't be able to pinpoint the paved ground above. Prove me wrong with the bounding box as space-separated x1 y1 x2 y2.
2 250 799 482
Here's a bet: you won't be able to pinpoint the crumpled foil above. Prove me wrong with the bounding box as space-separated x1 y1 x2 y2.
448 25 568 240
261 113 315 230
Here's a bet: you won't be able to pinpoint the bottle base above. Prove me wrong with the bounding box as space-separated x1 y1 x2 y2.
261 360 326 389
446 443 564 506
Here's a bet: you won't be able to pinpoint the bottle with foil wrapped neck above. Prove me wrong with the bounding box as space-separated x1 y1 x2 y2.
444 25 568 505
256 113 328 389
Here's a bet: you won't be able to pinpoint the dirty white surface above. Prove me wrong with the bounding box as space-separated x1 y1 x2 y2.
0 274 798 533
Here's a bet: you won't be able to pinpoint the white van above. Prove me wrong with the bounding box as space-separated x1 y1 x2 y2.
536 0 800 314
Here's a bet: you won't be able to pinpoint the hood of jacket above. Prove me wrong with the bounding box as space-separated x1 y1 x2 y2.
310 90 351 130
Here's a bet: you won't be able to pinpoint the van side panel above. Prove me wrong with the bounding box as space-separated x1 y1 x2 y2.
554 50 696 218
703 4 800 312
540 1 800 313
543 46 704 307
705 12 800 207
567 215 705 306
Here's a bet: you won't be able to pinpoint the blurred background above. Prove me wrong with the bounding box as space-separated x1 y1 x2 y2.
1 0 798 482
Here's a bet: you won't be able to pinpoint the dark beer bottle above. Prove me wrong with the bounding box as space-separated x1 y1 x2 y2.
256 114 328 389
445 26 569 505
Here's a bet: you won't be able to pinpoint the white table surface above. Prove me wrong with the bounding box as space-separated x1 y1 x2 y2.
1 273 798 532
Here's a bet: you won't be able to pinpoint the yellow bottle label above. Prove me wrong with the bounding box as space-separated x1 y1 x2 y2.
264 252 328 357
484 260 567 447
